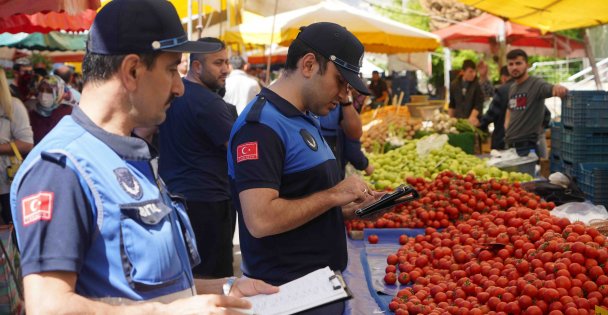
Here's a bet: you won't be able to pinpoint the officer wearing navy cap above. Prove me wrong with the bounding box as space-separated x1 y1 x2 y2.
10 0 277 313
228 22 382 314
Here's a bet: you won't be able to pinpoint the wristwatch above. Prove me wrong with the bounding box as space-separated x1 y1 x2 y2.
222 276 237 295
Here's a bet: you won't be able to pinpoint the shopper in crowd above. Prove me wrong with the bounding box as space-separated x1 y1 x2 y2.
224 55 261 115
54 65 82 103
368 70 389 108
9 57 33 101
10 0 277 313
477 66 512 150
477 60 494 101
159 37 236 279
449 59 484 126
504 49 567 156
28 75 73 144
0 69 33 224
228 22 381 315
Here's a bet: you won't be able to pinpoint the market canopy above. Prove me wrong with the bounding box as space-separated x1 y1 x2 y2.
0 32 86 51
0 0 100 18
434 13 585 58
224 1 440 54
456 0 608 33
0 9 96 33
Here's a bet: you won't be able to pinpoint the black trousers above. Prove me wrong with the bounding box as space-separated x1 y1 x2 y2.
186 199 235 278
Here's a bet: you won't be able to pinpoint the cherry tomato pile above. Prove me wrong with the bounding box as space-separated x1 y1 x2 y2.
346 171 554 231
384 208 607 314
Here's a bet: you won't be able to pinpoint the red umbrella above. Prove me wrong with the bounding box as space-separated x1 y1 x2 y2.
0 9 96 33
433 13 585 58
0 0 100 18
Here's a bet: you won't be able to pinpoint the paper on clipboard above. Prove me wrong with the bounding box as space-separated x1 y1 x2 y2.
243 267 351 315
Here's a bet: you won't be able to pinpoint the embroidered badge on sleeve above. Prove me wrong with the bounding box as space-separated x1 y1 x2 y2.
21 192 54 226
236 142 259 163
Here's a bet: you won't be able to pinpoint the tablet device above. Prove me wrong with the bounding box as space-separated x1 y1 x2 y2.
354 185 419 218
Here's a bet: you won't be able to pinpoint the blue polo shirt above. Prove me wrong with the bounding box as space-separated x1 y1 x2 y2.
159 79 234 202
228 88 347 286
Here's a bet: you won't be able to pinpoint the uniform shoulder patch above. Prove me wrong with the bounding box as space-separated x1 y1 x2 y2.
22 192 54 226
237 142 259 163
114 167 143 200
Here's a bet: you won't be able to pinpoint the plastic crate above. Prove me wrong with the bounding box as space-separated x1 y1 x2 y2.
561 126 608 163
550 154 562 173
562 91 608 129
576 163 608 206
550 122 561 152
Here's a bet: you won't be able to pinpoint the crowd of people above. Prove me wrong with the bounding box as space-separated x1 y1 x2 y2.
0 0 569 314
449 52 567 157
2 0 381 314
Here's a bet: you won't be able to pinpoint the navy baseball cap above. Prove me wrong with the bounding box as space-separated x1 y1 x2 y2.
296 22 370 95
87 0 222 55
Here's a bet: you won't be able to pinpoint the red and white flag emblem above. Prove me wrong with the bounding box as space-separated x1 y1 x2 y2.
236 142 258 163
21 192 54 226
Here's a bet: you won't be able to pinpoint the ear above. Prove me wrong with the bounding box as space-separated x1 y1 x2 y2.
299 53 318 79
119 54 143 92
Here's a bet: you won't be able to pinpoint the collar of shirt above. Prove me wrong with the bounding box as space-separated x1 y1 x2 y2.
258 87 321 127
71 106 154 161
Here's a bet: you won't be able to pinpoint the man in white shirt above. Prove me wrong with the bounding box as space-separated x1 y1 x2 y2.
224 56 261 114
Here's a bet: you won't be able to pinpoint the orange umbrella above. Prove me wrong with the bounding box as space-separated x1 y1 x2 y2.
0 0 100 18
0 9 96 33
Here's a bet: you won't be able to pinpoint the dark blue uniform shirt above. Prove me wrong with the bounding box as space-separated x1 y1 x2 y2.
228 88 347 285
159 79 234 202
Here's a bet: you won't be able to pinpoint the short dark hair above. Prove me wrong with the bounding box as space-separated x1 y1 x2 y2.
284 38 329 75
462 59 476 71
500 65 509 77
372 70 379 75
507 49 528 62
190 37 225 64
82 52 160 84
54 66 73 84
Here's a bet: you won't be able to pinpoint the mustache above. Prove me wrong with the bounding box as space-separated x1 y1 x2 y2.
166 93 176 105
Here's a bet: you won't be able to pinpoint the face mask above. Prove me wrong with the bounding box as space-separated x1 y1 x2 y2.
38 92 55 108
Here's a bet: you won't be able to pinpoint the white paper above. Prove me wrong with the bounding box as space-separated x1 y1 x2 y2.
243 267 349 315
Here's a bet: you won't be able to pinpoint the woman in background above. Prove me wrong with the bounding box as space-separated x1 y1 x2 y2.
29 75 73 144
0 68 33 224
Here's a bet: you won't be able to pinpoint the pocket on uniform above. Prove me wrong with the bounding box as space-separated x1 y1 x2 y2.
119 199 184 291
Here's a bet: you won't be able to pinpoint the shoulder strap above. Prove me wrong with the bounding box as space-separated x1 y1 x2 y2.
9 142 22 162
245 96 267 123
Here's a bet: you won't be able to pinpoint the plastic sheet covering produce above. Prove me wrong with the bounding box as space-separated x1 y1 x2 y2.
551 202 608 225
360 228 428 313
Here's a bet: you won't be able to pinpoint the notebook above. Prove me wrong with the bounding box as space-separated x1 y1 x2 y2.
242 266 352 315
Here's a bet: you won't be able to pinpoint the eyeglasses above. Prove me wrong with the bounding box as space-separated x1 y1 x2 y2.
151 35 188 50
329 55 360 73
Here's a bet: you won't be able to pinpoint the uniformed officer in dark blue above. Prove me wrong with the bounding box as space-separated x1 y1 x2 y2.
228 22 382 315
10 0 277 313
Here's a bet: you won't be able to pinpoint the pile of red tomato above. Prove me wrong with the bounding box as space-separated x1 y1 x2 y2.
383 208 607 314
346 171 554 231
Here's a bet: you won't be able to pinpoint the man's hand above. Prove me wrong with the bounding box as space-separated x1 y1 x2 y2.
364 164 374 176
553 84 568 98
229 277 279 298
468 116 479 127
342 190 386 220
330 176 372 206
166 294 253 315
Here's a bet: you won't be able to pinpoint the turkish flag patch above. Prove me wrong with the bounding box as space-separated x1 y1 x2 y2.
236 142 259 163
21 192 54 226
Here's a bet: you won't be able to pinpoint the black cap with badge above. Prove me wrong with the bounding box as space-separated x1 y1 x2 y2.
87 0 222 55
295 22 371 96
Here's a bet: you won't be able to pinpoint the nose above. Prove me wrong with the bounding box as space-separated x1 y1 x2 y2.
173 74 185 97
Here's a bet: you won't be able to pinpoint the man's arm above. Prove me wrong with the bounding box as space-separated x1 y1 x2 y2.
552 84 568 98
24 272 257 315
238 176 371 238
504 109 511 130
340 104 363 140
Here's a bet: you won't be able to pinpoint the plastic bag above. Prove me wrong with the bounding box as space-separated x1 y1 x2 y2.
416 134 448 157
551 202 608 225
